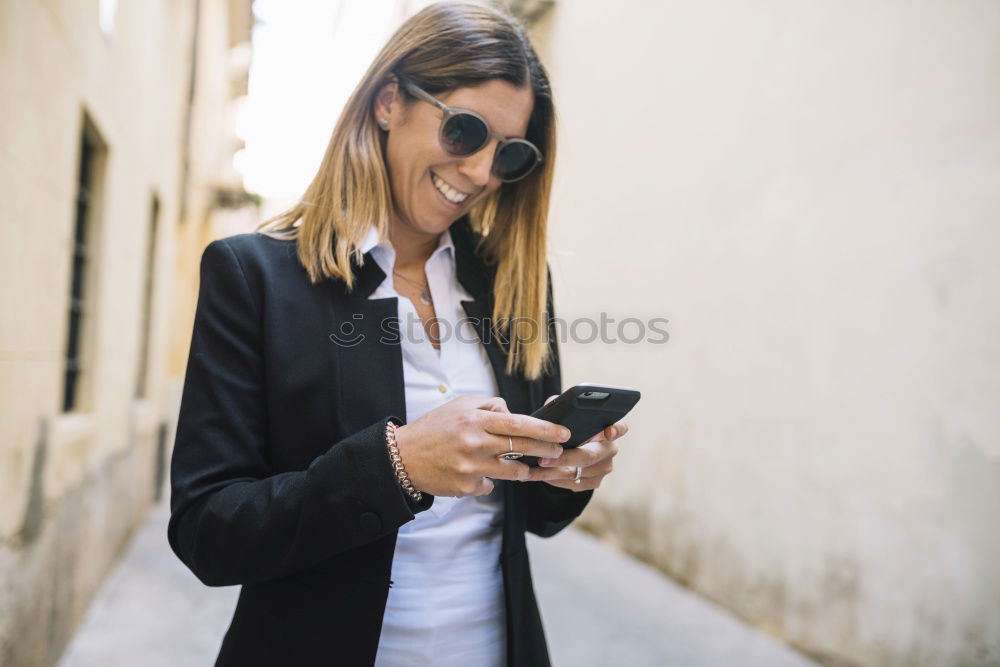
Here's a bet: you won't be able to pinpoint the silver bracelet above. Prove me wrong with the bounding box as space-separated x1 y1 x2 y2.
385 421 423 502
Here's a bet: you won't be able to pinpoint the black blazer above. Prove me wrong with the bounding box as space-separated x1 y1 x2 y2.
168 215 592 666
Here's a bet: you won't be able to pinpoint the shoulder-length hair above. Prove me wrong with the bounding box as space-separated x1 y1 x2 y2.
257 1 557 381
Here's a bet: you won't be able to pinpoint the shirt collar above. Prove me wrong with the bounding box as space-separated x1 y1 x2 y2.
360 225 455 271
359 225 386 255
346 216 491 301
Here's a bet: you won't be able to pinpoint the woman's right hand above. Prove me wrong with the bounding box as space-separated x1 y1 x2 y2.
392 396 570 498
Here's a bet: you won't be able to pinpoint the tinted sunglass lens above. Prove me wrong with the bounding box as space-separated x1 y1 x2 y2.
441 113 488 156
494 142 538 181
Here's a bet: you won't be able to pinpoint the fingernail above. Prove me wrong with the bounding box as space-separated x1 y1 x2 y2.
539 458 554 466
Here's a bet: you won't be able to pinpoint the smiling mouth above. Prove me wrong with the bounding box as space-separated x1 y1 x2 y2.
431 171 470 204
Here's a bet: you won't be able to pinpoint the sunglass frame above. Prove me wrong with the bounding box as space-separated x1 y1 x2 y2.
400 79 544 183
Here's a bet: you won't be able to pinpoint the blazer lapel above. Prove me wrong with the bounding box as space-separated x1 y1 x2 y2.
328 248 407 436
451 218 531 416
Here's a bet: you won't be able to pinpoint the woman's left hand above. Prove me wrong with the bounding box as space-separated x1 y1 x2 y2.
524 395 628 491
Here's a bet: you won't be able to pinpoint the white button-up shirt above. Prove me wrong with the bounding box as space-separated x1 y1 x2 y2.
363 225 506 667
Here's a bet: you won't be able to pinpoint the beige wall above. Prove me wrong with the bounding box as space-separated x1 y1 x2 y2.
0 1 251 664
167 0 258 381
529 2 1000 666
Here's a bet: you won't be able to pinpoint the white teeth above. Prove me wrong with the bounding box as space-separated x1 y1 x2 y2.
432 173 468 204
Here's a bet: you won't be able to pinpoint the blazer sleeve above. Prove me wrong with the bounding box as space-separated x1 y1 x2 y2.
167 239 433 588
522 265 595 538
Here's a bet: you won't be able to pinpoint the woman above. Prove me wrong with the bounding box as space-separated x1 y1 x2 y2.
168 2 628 666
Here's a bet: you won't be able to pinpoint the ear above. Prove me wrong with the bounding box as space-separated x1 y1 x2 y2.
373 75 400 129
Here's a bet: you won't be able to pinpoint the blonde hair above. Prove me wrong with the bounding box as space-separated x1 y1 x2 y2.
256 1 557 381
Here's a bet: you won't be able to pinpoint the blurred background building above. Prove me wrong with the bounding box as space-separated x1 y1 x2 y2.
524 2 1000 666
2 1 998 666
0 0 254 664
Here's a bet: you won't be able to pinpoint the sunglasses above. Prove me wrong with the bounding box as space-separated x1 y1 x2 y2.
400 79 543 183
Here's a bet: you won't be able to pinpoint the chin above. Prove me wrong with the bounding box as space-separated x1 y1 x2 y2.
405 212 454 236
427 204 466 228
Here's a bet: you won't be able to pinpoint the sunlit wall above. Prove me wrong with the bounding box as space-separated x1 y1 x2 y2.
529 2 1000 666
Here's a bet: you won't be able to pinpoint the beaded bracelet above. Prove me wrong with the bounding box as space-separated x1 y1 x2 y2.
384 420 423 502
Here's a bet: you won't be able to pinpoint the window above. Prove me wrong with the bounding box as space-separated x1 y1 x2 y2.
62 116 106 413
135 194 160 399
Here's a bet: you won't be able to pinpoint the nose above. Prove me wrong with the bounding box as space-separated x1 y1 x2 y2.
456 140 498 188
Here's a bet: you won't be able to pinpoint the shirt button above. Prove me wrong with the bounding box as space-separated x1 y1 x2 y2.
438 384 447 393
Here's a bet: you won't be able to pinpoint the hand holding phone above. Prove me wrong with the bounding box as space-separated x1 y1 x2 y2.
520 383 640 467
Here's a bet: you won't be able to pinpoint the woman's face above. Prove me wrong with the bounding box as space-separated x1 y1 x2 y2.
375 77 535 238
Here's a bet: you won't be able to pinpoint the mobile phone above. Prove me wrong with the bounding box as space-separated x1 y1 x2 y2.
521 383 641 467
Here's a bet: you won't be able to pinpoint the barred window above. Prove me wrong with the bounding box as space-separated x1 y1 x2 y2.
63 117 106 413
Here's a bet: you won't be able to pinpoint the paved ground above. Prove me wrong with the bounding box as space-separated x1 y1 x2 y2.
528 528 816 667
60 502 816 667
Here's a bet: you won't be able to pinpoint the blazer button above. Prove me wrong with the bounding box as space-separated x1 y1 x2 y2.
359 511 382 535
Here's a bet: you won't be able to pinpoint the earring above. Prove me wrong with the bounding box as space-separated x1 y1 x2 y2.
378 118 389 129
